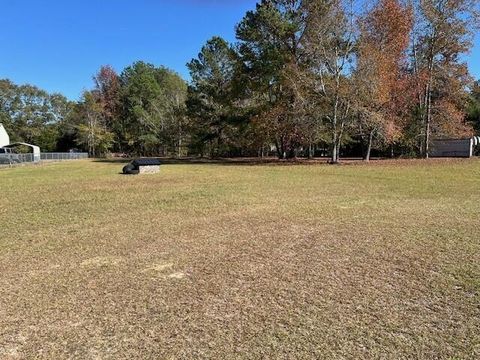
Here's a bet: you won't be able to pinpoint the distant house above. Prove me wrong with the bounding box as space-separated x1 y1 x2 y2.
430 137 480 158
0 123 9 148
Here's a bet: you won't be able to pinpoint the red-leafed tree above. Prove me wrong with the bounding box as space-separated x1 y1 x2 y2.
93 65 122 149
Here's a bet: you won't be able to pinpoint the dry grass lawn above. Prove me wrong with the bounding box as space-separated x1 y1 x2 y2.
0 159 479 359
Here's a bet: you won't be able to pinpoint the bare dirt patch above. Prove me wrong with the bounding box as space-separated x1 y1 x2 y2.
80 256 123 268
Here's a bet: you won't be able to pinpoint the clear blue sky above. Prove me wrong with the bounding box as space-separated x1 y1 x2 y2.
1 0 479 100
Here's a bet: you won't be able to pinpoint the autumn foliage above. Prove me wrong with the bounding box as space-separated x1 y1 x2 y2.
2 0 478 159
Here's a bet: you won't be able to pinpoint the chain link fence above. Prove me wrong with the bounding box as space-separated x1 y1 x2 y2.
41 153 89 161
0 152 88 166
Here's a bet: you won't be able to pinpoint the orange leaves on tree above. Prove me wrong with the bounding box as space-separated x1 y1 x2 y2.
355 0 413 143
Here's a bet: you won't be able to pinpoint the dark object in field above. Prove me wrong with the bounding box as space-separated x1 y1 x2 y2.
131 158 162 167
122 158 161 175
122 163 139 175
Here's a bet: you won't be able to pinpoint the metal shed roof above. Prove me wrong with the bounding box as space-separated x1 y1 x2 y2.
132 158 161 167
4 142 40 152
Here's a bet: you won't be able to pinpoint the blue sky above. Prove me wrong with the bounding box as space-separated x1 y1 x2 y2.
1 0 479 100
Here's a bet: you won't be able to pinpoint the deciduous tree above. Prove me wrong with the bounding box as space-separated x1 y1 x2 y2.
353 0 413 161
120 61 187 155
411 0 479 157
74 91 114 157
303 0 357 163
0 79 72 151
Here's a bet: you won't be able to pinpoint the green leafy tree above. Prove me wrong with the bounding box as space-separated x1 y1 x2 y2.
120 61 187 156
236 0 308 159
120 61 163 153
0 79 72 151
73 91 114 157
187 36 240 157
158 69 188 157
467 80 480 133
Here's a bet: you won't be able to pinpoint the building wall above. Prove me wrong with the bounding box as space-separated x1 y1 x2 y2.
430 139 473 158
0 124 10 148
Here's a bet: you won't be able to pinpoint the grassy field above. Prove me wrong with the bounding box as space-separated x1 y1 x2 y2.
1 159 479 359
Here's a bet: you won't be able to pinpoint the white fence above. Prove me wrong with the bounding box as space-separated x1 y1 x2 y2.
0 152 88 165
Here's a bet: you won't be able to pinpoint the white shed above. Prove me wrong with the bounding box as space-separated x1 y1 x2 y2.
0 123 10 147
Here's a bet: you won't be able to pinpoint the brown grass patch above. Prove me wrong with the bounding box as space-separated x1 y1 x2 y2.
1 159 479 358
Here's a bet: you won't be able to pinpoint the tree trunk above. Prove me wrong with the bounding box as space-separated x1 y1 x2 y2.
291 148 297 159
177 134 182 158
331 137 338 164
274 139 282 159
423 54 435 159
331 104 339 163
424 86 432 159
281 138 288 159
308 143 313 159
364 130 374 162
360 135 365 159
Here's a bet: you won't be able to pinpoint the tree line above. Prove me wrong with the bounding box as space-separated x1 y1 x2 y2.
1 0 479 162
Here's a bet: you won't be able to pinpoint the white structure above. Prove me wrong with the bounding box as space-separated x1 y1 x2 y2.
4 142 41 162
0 123 41 163
0 123 10 147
